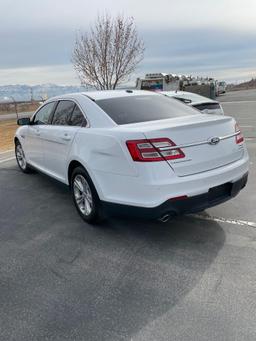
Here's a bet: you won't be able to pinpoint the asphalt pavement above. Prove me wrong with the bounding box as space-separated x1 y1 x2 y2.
220 89 256 139
0 89 256 340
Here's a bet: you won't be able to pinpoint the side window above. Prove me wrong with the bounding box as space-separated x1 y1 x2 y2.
52 101 75 126
70 105 86 126
33 102 56 125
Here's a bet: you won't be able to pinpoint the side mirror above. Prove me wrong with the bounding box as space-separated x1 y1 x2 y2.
17 117 31 126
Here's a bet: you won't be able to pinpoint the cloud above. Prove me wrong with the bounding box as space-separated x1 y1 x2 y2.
1 0 256 31
0 65 79 85
0 29 75 68
0 0 255 84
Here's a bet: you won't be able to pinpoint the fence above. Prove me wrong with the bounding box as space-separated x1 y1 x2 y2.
0 101 41 117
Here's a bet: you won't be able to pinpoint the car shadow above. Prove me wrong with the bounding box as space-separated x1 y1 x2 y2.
80 215 225 340
0 166 226 340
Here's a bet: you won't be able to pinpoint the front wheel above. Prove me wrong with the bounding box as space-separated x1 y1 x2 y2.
15 141 33 173
71 166 104 224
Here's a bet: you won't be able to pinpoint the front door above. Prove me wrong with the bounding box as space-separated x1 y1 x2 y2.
40 101 85 182
25 101 56 168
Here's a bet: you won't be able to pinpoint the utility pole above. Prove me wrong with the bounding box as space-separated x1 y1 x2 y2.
30 87 34 102
9 96 18 120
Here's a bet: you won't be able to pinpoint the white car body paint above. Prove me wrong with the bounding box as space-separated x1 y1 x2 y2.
15 90 249 214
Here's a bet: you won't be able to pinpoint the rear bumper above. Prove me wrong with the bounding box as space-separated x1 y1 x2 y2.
95 150 249 208
102 172 248 220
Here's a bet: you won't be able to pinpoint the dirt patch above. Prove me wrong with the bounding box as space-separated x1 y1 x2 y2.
0 120 17 152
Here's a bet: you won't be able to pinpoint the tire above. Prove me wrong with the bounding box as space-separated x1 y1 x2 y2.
71 166 104 224
15 140 33 173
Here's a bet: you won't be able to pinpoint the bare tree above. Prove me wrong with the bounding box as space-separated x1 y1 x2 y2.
72 14 144 90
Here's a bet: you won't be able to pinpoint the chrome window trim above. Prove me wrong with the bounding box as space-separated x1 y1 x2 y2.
159 131 240 151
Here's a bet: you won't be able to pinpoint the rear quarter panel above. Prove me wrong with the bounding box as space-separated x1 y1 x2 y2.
66 128 146 196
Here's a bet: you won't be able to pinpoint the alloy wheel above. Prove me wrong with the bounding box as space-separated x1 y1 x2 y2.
16 144 27 170
73 174 93 216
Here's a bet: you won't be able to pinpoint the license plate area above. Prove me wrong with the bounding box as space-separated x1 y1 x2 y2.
208 182 232 202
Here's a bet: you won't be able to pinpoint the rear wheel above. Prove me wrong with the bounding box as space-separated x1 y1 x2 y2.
71 166 104 224
15 141 33 173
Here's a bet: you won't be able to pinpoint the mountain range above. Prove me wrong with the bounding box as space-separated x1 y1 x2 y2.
229 78 256 91
0 84 88 102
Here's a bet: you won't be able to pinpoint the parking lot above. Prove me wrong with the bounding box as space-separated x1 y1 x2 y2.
0 89 256 340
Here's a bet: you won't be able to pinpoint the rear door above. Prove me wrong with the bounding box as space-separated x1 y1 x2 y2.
40 100 86 181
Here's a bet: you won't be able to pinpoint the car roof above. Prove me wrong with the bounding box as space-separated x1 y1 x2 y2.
48 89 158 102
83 89 157 100
42 90 163 128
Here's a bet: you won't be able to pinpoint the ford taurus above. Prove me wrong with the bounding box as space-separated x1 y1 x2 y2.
15 90 249 223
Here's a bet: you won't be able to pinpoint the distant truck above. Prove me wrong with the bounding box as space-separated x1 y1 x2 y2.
136 73 217 99
217 81 227 94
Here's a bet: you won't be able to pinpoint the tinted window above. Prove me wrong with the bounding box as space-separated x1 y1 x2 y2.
52 101 75 125
96 95 197 125
33 102 55 125
169 92 209 103
193 103 220 111
70 105 85 126
173 96 192 104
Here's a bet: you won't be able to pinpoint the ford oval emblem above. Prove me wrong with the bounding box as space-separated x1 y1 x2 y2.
208 136 220 145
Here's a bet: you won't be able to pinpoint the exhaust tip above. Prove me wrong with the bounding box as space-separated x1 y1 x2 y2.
158 211 177 223
159 214 171 223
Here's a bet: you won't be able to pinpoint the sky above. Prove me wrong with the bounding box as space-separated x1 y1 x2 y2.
0 0 256 85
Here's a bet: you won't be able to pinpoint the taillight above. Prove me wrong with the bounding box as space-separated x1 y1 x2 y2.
126 138 185 162
235 124 244 144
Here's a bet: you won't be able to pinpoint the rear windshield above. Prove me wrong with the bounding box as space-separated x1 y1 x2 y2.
173 93 210 103
193 102 220 111
96 95 197 125
173 96 192 104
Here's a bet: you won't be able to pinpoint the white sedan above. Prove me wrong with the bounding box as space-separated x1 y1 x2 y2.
161 91 225 115
15 90 249 224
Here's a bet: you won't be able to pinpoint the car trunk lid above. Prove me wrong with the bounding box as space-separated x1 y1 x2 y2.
137 114 244 176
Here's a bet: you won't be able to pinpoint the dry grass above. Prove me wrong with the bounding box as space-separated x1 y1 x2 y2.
0 102 40 116
0 120 17 152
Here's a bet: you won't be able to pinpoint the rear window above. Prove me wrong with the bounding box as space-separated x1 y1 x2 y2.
173 96 192 104
193 102 220 111
174 93 209 103
96 95 197 125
